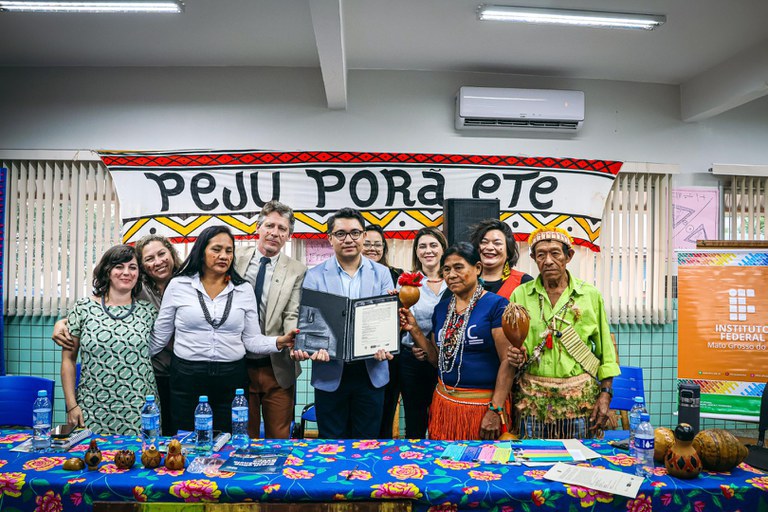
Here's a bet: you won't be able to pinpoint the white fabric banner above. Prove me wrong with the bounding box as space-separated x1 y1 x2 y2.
100 150 621 250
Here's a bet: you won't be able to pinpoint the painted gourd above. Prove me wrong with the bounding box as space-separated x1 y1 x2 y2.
501 302 530 348
141 445 163 469
692 428 749 471
114 449 136 470
654 427 675 462
664 423 702 479
62 457 85 471
164 439 186 470
84 439 102 470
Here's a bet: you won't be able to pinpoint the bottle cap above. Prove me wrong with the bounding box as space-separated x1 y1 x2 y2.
235 388 244 395
37 390 48 397
199 395 208 402
640 413 650 421
146 395 155 401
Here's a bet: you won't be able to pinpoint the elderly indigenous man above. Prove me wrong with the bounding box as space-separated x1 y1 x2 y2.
234 200 307 439
508 227 619 439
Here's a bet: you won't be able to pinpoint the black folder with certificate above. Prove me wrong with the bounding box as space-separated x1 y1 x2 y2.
296 289 400 361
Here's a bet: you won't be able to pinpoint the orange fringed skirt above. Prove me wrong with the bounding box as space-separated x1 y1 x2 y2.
428 380 509 441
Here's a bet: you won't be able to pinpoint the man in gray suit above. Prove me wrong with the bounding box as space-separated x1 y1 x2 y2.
235 200 307 439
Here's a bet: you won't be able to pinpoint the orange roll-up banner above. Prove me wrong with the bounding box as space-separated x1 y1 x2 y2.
677 250 768 418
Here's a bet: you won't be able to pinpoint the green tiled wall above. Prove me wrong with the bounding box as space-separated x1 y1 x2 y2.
2 315 752 435
5 316 69 425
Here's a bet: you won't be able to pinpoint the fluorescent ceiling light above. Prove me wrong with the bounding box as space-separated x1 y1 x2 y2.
477 4 665 30
0 0 184 13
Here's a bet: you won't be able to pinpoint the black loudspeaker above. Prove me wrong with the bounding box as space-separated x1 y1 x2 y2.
678 382 701 433
443 198 501 246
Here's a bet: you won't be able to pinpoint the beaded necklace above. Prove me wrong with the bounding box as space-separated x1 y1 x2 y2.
196 290 234 328
438 285 484 390
513 293 575 385
538 293 575 349
100 296 136 321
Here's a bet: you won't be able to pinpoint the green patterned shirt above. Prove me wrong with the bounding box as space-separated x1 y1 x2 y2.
510 272 620 381
68 298 158 435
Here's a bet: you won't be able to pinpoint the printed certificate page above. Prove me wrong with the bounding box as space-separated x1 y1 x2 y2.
352 298 399 358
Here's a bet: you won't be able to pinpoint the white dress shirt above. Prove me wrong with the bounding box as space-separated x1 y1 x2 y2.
150 274 278 362
242 249 278 331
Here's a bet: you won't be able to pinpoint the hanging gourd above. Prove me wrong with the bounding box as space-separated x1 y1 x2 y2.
501 303 530 348
398 272 423 309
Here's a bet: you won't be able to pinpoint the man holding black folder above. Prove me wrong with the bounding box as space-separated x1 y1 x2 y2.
302 208 395 439
235 200 307 439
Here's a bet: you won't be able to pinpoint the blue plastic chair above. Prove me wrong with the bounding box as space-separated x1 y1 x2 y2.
0 376 55 427
603 365 645 440
294 403 317 438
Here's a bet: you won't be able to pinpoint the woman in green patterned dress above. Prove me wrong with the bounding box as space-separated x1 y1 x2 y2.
61 245 158 435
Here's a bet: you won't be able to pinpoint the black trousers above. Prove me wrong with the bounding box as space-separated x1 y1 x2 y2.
378 354 400 438
154 374 175 436
399 346 438 439
314 361 384 439
170 354 248 434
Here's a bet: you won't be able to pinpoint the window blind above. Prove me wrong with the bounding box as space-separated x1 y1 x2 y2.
3 160 120 316
725 176 766 240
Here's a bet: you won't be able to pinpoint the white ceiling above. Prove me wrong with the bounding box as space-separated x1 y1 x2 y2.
1 0 767 118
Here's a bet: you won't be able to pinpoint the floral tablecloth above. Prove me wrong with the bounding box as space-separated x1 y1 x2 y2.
0 430 766 512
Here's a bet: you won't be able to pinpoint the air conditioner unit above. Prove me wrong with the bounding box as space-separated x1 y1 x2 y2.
455 86 585 132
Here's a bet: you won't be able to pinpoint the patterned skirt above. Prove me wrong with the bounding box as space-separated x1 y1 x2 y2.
514 373 599 439
428 380 509 441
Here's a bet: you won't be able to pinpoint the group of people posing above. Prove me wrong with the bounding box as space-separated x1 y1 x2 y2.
54 200 619 442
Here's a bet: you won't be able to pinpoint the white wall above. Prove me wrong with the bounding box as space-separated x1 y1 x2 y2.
2 66 768 186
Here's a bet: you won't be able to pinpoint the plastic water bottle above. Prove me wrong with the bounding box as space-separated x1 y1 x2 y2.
194 395 213 455
140 395 160 451
231 388 250 450
32 390 52 452
628 396 647 455
634 413 655 477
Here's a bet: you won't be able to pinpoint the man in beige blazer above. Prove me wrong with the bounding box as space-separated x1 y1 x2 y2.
235 200 307 439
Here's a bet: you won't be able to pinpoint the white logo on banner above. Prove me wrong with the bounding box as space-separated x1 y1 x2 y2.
728 288 756 322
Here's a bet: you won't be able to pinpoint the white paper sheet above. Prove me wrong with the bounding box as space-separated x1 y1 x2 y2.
544 462 643 499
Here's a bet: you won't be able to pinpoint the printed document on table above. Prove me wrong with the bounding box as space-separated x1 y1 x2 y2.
544 462 643 498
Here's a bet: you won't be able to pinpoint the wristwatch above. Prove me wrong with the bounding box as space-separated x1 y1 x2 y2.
599 387 614 397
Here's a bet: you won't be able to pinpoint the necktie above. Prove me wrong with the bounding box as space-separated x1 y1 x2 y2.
254 256 271 311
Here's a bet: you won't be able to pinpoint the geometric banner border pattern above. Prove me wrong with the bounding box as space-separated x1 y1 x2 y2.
100 150 622 251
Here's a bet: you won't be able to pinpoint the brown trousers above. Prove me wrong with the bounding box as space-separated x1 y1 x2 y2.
247 364 295 439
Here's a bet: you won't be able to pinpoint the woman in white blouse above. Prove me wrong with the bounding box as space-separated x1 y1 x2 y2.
151 226 300 433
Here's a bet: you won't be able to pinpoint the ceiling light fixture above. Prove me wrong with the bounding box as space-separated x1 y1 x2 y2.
477 4 665 30
0 0 184 13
